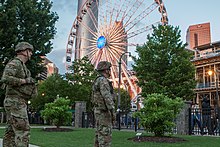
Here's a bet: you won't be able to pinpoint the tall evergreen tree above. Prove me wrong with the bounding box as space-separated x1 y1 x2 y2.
133 25 196 100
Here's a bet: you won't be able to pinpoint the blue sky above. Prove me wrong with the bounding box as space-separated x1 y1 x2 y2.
48 0 220 75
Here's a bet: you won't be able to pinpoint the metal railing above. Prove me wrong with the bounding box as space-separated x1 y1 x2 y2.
189 107 219 136
196 82 220 89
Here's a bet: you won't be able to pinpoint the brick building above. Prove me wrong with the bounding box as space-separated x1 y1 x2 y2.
186 22 211 49
40 56 59 80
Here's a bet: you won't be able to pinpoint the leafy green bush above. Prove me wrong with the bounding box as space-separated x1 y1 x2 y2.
134 93 183 137
41 97 72 128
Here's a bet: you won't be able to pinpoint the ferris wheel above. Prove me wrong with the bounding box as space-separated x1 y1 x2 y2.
66 0 168 100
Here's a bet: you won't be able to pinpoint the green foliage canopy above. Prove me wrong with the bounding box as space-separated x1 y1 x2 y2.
133 25 196 100
41 97 72 128
0 0 58 77
134 93 183 137
66 56 97 111
114 88 131 114
0 0 58 102
31 74 71 111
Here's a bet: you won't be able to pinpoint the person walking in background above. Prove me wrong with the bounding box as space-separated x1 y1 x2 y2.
191 102 201 134
1 42 38 147
201 96 213 135
92 61 116 147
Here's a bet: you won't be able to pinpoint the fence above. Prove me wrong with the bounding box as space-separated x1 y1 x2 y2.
189 107 220 136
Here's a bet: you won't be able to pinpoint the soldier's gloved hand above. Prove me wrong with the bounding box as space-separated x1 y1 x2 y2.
25 77 35 84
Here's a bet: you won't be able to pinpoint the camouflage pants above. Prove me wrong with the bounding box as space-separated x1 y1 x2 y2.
3 96 30 147
94 109 112 147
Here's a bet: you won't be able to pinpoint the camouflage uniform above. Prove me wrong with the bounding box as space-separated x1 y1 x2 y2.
92 61 115 147
1 42 37 147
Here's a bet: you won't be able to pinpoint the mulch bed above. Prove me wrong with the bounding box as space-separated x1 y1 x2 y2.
43 127 73 132
128 136 187 143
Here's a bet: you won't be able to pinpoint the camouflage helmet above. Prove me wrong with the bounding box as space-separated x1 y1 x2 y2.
15 42 34 52
96 61 111 71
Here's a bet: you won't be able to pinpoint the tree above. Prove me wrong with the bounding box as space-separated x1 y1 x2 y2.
0 0 58 102
66 56 97 111
134 93 183 137
133 25 196 100
114 88 131 114
41 97 72 128
0 0 58 76
31 74 71 111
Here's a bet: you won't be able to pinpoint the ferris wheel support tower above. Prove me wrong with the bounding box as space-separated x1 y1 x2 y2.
75 0 98 60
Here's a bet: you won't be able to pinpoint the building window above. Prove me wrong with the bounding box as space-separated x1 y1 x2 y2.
194 33 198 47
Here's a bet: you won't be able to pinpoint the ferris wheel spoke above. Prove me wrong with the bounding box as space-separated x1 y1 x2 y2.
124 2 158 32
108 23 124 39
88 51 98 62
86 8 99 32
107 54 118 87
121 65 137 96
115 0 132 21
75 36 97 44
84 47 99 60
108 25 125 38
106 48 120 62
109 34 127 43
89 51 100 65
107 0 123 26
127 21 159 39
109 32 127 42
91 49 103 68
108 45 125 56
107 1 117 27
110 42 128 47
106 47 124 63
107 48 119 68
77 19 98 38
104 0 113 25
121 0 145 23
80 44 97 51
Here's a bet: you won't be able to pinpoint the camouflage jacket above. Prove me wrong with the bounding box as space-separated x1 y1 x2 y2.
92 75 115 112
1 57 37 99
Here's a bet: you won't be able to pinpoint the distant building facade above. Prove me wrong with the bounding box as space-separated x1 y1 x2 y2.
191 41 220 107
40 56 59 80
186 22 211 49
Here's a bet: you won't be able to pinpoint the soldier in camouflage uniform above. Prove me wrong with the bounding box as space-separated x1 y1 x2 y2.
1 42 38 147
92 61 116 147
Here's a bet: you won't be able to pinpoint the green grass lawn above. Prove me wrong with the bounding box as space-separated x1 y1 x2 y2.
0 127 220 147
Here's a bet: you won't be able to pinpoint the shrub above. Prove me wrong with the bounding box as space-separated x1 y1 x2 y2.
133 93 183 137
41 97 72 128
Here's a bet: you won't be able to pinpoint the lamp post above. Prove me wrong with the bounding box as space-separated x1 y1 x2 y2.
118 51 131 130
208 69 220 135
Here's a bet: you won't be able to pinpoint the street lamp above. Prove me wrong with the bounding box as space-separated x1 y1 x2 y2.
118 51 131 130
208 69 220 135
